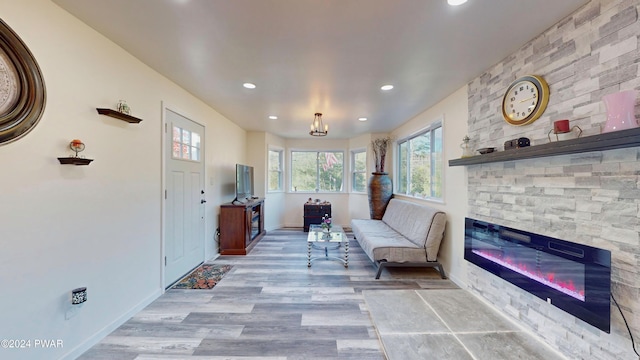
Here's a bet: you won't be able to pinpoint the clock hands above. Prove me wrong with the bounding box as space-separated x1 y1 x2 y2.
519 96 536 103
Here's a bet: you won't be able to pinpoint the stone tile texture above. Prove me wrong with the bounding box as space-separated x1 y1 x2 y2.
465 1 640 359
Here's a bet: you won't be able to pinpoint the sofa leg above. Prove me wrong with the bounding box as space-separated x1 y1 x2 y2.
436 263 447 279
375 261 386 279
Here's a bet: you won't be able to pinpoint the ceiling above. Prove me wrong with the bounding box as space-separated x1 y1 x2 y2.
52 0 589 139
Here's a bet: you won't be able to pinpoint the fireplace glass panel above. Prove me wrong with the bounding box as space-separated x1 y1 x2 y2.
465 217 611 333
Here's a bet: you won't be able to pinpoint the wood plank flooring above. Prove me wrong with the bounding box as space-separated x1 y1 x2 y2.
78 229 457 360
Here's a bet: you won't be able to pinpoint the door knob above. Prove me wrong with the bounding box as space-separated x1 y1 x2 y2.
201 199 207 204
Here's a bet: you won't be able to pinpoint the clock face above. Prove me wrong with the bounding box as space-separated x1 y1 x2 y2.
504 80 538 121
502 75 549 126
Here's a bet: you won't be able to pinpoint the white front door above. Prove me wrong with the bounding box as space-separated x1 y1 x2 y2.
164 108 205 288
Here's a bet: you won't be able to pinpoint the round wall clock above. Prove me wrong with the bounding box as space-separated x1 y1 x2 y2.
501 75 549 126
0 18 46 146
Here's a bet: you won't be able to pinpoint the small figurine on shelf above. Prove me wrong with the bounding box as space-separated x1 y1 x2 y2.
117 100 130 115
460 135 474 158
70 139 85 157
321 214 332 233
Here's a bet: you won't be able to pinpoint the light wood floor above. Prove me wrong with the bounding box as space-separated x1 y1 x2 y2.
78 228 457 359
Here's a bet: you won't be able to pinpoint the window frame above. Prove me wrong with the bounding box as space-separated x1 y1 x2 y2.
289 149 345 193
267 147 284 193
350 148 367 193
395 118 444 201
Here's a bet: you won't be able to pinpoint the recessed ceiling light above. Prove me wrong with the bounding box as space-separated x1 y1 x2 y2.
243 82 256 89
358 117 368 122
268 115 278 120
380 84 394 91
447 0 467 6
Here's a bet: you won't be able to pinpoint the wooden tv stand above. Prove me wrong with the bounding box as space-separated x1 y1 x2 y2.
219 198 266 255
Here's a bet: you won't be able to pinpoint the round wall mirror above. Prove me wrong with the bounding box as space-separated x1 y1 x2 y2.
0 18 46 146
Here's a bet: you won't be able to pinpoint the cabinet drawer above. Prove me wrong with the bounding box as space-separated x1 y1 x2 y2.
304 205 331 216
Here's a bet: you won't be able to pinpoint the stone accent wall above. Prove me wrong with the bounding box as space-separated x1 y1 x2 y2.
465 1 640 359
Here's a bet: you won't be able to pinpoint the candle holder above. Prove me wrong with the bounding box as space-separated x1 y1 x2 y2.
70 139 85 157
548 120 582 142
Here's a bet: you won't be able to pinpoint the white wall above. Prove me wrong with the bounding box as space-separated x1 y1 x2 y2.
390 86 469 284
0 1 246 359
348 133 373 222
264 132 286 231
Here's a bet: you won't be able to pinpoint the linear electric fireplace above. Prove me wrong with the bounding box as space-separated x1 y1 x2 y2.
465 218 611 332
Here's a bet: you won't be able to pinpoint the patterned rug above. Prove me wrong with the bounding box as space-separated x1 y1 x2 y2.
172 264 232 289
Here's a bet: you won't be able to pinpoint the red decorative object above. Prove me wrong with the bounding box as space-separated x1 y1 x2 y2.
553 119 570 133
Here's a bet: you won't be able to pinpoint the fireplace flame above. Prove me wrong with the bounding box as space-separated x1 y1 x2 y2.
473 249 585 301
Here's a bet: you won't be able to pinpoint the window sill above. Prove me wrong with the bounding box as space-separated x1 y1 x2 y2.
394 193 444 205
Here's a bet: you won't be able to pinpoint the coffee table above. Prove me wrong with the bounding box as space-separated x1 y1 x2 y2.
307 224 349 267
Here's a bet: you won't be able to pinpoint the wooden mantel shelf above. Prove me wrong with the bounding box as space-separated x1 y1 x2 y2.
449 127 640 167
96 108 143 123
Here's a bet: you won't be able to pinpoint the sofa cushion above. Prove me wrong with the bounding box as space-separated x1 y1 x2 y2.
351 219 428 263
382 199 442 247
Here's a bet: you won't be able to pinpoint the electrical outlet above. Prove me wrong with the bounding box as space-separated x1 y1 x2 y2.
71 287 87 305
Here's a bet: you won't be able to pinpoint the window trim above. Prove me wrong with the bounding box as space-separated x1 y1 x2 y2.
350 148 367 193
396 118 444 201
267 147 284 193
289 149 346 193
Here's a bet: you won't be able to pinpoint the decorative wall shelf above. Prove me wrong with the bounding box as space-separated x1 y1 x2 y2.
96 108 143 123
58 157 93 165
449 127 640 167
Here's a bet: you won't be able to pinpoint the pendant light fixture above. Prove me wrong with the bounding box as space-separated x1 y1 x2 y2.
309 112 328 136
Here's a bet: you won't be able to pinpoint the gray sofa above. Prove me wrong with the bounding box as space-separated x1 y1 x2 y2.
351 198 447 279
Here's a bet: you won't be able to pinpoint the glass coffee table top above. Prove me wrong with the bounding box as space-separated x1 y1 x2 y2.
307 225 349 267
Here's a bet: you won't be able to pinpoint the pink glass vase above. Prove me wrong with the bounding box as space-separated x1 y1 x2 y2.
602 90 638 133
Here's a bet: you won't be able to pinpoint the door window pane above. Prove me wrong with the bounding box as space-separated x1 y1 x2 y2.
172 125 201 162
192 132 201 148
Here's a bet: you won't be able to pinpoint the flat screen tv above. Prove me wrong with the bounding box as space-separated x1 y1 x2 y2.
235 164 254 202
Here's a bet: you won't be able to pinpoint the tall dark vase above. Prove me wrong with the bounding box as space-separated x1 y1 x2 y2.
368 172 393 220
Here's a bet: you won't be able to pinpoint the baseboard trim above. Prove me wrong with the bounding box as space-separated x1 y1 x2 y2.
60 289 162 360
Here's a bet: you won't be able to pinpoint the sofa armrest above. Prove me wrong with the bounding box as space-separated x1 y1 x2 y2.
425 212 446 261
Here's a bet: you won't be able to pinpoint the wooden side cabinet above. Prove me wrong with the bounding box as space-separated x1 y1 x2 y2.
303 203 331 232
219 198 266 255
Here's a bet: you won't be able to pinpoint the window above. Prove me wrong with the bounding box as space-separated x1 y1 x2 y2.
172 126 201 161
268 149 283 192
397 120 443 200
291 151 344 192
351 149 367 193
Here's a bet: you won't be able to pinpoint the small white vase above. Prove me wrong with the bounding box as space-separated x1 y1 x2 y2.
602 90 638 133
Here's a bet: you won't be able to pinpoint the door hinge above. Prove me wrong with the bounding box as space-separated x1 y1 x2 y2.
164 256 167 266
165 190 167 199
164 123 167 133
